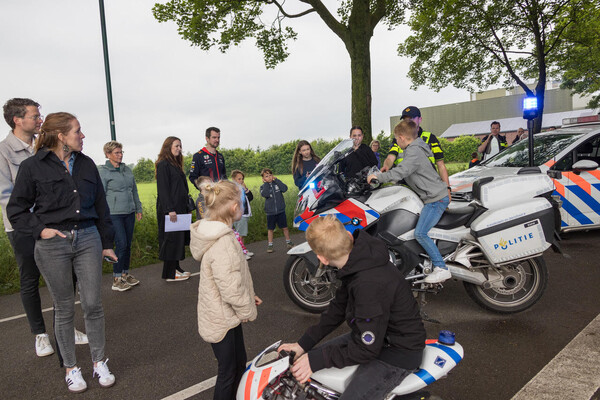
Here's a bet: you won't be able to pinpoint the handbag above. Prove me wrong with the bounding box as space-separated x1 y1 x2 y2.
186 195 196 213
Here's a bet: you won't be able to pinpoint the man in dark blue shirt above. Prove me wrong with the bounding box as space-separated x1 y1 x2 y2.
189 127 226 185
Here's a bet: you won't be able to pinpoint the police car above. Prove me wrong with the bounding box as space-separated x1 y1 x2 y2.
449 114 600 232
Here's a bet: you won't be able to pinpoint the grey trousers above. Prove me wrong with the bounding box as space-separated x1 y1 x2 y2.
34 226 106 368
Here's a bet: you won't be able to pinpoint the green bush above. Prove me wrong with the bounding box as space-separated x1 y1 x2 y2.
439 136 481 162
132 157 156 183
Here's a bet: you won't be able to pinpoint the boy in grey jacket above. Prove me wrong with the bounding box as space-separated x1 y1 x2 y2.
368 119 451 283
259 168 293 253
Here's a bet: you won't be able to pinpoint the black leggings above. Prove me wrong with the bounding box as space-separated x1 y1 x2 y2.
210 324 247 400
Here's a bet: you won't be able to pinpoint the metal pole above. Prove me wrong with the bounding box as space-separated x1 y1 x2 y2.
99 0 116 141
527 119 534 167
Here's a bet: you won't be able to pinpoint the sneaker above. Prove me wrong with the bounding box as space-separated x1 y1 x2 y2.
75 329 89 345
93 359 115 388
245 254 252 260
123 274 140 286
166 273 189 282
286 241 294 249
267 244 274 253
424 267 452 284
176 270 191 277
35 333 55 357
247 251 254 257
112 278 131 292
65 367 87 393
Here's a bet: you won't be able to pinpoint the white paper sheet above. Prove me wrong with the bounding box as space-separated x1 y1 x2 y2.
164 214 192 232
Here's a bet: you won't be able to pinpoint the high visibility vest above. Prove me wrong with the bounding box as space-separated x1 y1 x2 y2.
392 131 438 165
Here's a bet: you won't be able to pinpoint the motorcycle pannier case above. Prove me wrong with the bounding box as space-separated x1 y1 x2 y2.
470 199 555 264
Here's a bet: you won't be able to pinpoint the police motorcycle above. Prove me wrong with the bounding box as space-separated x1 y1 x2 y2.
284 139 561 314
237 331 463 400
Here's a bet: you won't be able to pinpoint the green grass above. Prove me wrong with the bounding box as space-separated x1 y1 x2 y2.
0 175 300 295
0 164 474 296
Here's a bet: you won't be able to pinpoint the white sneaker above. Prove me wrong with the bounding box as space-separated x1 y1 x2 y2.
245 254 252 260
167 273 189 282
176 270 191 277
35 333 55 357
93 358 116 388
75 329 88 345
246 251 254 257
65 367 87 393
424 267 452 284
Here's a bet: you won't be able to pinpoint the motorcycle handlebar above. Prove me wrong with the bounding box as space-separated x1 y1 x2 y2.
279 350 296 365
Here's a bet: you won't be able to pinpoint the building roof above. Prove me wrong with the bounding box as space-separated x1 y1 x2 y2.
440 109 599 138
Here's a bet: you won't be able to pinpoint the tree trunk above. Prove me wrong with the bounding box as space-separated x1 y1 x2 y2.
344 1 373 144
348 38 372 143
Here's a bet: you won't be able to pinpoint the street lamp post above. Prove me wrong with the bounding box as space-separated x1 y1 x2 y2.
98 0 116 141
523 96 539 167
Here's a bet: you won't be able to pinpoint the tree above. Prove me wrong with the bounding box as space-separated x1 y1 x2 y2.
399 0 588 133
133 158 156 183
152 0 405 143
556 2 600 108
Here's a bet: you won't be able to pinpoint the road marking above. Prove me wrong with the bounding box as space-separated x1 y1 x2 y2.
161 376 217 400
161 361 252 399
0 301 81 324
511 313 600 400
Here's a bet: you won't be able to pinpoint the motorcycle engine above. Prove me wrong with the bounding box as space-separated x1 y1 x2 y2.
262 371 340 400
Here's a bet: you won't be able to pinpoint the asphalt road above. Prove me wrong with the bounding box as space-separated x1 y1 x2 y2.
1 230 599 400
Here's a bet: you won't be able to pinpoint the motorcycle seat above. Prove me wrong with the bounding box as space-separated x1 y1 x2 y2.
435 205 476 229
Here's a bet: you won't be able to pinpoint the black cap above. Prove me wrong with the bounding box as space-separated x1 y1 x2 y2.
401 106 421 119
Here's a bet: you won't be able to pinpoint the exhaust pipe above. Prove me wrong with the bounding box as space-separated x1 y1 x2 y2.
446 263 487 285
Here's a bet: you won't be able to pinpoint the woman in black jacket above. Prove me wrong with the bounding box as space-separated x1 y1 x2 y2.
7 112 117 393
155 136 191 282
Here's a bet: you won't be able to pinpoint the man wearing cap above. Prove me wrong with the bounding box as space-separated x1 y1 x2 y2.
381 106 450 197
478 121 507 161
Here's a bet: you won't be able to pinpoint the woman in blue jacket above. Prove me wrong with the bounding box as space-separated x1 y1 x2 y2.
99 141 143 292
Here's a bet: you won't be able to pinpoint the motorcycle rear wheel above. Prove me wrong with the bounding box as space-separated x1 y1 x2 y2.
463 256 548 313
283 256 340 313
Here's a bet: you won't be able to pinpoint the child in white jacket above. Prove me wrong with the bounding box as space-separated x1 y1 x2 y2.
190 180 262 400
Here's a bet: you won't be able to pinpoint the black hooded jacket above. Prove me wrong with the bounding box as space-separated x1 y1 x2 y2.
298 230 425 372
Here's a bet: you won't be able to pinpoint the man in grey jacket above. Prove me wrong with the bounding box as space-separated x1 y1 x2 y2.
1 98 88 358
368 119 451 283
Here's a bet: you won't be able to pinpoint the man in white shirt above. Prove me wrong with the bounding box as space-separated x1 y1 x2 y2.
478 121 508 161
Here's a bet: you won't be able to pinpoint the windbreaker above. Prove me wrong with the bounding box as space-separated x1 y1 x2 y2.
298 230 425 372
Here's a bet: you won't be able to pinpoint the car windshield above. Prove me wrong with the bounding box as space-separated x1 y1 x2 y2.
482 133 584 167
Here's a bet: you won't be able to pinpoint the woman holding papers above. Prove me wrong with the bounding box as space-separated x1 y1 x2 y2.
155 136 191 282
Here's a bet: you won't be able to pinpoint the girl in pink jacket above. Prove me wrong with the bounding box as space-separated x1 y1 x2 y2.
190 180 262 400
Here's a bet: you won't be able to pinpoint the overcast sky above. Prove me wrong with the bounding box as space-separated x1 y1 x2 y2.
1 0 469 165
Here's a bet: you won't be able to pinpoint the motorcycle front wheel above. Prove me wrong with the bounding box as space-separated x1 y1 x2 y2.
283 256 340 313
463 256 548 313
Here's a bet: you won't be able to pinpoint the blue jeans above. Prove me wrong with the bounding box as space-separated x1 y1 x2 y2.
110 213 135 277
414 196 450 268
34 226 106 368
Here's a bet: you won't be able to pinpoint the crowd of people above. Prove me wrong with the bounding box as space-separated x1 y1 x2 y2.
1 97 524 398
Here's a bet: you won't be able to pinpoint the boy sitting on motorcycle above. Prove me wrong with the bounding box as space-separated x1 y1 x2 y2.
367 119 452 284
278 215 425 400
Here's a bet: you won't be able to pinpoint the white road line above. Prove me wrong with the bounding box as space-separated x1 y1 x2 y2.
0 301 81 324
511 313 600 400
161 375 217 400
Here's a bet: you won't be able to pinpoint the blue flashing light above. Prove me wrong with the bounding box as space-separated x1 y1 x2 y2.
523 96 538 120
308 182 317 189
